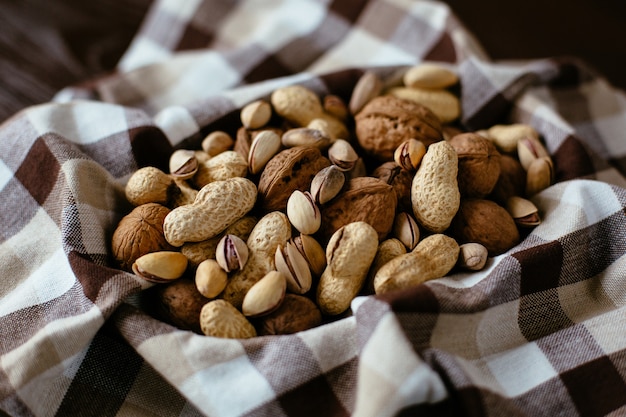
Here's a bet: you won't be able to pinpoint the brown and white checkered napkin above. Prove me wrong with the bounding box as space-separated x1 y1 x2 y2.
3 1 626 416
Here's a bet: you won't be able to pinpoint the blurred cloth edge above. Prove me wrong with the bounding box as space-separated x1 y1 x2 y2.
2 1 626 417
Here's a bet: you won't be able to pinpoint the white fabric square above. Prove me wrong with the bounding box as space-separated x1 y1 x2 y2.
298 317 357 374
154 105 200 145
0 159 12 191
118 37 174 72
26 101 128 145
181 354 276 417
308 28 416 73
219 0 325 51
158 0 203 20
485 342 558 397
584 308 626 355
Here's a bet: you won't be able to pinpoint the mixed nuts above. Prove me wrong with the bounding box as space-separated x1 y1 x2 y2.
111 62 554 338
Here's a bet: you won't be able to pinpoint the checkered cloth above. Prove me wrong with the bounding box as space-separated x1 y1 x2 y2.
2 0 626 416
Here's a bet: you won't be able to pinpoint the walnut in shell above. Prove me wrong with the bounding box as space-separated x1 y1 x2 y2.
255 294 322 335
111 203 175 271
448 132 501 198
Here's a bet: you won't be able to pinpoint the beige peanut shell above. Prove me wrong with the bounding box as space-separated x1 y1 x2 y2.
411 140 460 233
163 177 257 247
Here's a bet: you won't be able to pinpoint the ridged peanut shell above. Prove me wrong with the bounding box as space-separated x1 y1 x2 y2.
319 176 397 242
200 299 257 339
164 177 257 247
374 234 459 294
411 140 460 233
193 150 248 188
316 222 379 315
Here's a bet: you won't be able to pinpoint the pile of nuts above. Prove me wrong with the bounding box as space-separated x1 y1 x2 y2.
110 63 553 338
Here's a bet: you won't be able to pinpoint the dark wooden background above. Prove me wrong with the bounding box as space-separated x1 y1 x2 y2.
1 0 624 122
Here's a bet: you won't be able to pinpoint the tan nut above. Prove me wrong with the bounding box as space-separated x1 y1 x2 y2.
271 85 324 126
365 238 407 294
193 150 248 188
486 124 540 154
306 115 349 141
125 166 180 207
506 196 541 227
526 156 554 196
241 99 272 129
349 70 383 115
292 233 326 277
286 190 321 235
323 94 348 121
310 164 346 204
393 211 420 250
388 86 460 124
281 127 332 150
200 299 257 339
374 234 459 294
517 135 550 171
457 242 489 271
403 63 458 89
169 149 199 180
316 222 379 315
132 251 188 283
248 130 282 175
163 177 257 247
195 259 228 298
215 234 249 272
275 241 313 294
202 131 234 156
328 139 358 171
241 270 287 317
393 139 426 172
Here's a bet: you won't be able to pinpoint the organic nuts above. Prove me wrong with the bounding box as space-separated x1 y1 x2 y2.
411 140 460 233
323 94 348 121
365 238 407 294
506 196 541 227
517 135 550 171
241 99 272 129
316 222 379 315
125 166 180 207
449 198 520 256
193 150 248 188
526 156 554 196
486 124 540 154
393 212 420 250
306 114 349 141
202 131 234 156
388 86 460 123
215 234 249 272
489 154 527 205
248 130 282 175
222 211 291 309
195 259 228 298
355 95 442 161
320 176 397 242
456 242 488 271
255 294 322 336
373 234 459 294
164 177 257 247
310 165 346 204
393 138 426 172
132 251 188 283
169 149 198 180
275 241 313 294
345 157 367 181
292 234 326 277
271 85 324 126
349 70 383 115
449 133 501 198
403 63 458 89
200 299 257 339
257 146 330 212
328 139 359 171
172 179 198 207
281 127 332 150
147 279 210 334
241 270 287 317
286 190 321 235
371 161 413 211
111 203 174 271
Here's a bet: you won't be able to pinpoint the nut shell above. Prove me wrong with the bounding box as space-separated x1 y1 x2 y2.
449 199 520 256
200 299 257 339
255 294 322 336
257 146 331 212
354 95 442 161
146 278 210 334
449 133 501 198
111 203 174 271
319 176 397 242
